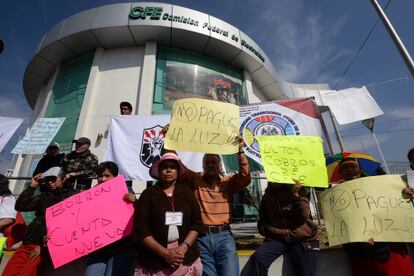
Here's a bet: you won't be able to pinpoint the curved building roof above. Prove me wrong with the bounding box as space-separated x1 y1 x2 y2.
23 2 285 108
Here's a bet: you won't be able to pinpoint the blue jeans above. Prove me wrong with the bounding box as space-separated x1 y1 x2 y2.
241 239 319 276
85 246 135 276
197 230 239 276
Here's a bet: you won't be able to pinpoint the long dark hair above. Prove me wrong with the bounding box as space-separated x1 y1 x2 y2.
0 174 12 196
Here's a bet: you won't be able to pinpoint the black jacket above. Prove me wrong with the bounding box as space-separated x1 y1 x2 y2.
15 186 75 244
133 183 202 270
32 153 65 176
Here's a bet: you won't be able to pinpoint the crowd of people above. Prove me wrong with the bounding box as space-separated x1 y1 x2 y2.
0 101 413 276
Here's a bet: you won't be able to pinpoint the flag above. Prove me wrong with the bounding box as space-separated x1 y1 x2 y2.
0 116 23 153
320 86 383 125
239 98 323 165
103 115 204 181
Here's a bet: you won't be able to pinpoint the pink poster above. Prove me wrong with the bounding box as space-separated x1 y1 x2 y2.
46 175 134 268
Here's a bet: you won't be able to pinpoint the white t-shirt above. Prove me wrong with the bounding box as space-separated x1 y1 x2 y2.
0 195 17 220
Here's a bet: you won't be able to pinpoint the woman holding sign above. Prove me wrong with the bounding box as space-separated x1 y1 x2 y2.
133 152 203 275
338 157 414 276
241 180 319 276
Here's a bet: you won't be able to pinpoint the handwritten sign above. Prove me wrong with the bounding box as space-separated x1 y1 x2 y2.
46 176 134 268
164 98 239 154
320 175 414 246
256 135 328 187
12 117 65 154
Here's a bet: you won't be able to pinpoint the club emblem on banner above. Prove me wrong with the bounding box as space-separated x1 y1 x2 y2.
240 111 300 159
140 125 166 168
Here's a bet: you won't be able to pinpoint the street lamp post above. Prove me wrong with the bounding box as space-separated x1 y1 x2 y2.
362 118 391 173
369 0 414 79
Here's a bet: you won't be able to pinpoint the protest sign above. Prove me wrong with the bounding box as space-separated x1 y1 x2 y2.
320 175 414 246
164 98 239 154
0 116 23 153
46 176 134 268
239 98 323 165
12 117 65 154
0 237 6 256
256 135 328 187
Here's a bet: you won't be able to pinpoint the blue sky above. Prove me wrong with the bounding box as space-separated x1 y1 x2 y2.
1 0 413 173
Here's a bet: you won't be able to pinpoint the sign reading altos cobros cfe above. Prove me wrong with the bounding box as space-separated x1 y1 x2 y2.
129 6 265 62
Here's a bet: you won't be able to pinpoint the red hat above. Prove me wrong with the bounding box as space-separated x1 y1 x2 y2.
149 152 186 180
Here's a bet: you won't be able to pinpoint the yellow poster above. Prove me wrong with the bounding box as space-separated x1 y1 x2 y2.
0 237 6 256
320 175 414 246
256 135 328 188
164 98 239 154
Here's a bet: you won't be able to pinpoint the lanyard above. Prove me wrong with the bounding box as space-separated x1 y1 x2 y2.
166 193 175 212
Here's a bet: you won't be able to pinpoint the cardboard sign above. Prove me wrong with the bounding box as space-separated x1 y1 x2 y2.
257 135 328 187
12 117 65 154
164 98 239 154
320 175 414 246
46 176 134 268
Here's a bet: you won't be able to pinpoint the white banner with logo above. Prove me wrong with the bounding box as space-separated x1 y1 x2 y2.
103 115 204 181
12 117 65 154
0 116 23 153
240 98 323 165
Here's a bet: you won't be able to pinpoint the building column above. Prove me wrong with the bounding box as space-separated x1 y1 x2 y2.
137 41 157 115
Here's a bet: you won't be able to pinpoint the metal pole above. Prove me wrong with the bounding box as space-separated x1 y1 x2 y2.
328 109 345 152
319 111 335 156
370 130 391 174
369 0 414 78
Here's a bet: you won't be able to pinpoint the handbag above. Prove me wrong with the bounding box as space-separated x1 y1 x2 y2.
289 219 319 243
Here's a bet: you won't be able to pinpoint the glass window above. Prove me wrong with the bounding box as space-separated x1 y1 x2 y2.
153 47 247 114
44 52 94 152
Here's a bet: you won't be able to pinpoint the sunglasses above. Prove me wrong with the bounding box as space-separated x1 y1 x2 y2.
42 176 58 183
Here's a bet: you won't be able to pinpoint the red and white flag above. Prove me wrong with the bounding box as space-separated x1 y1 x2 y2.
240 98 323 165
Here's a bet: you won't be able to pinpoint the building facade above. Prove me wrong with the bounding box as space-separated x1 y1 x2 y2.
15 3 288 198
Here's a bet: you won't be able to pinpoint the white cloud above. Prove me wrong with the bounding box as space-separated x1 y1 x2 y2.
247 0 349 84
387 107 414 120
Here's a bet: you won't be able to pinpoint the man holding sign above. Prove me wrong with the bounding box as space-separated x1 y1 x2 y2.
164 117 250 276
179 136 251 276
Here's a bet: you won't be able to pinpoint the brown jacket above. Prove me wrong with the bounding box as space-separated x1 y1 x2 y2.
258 184 319 244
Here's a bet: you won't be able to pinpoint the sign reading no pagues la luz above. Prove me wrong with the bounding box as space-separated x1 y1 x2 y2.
164 98 240 154
320 175 414 246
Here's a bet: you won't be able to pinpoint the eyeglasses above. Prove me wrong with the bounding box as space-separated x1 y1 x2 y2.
43 176 57 183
